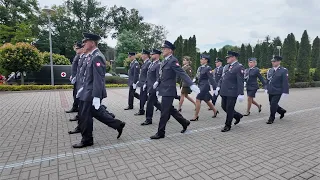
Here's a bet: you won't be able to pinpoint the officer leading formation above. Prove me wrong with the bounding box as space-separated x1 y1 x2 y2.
66 36 290 147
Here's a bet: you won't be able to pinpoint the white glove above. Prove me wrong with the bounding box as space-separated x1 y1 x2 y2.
76 87 83 98
237 95 244 102
92 97 100 110
192 78 196 83
143 84 147 91
71 77 76 84
132 83 137 89
265 89 268 94
281 93 288 99
153 81 159 89
156 91 160 97
214 87 220 96
69 76 72 81
190 85 200 94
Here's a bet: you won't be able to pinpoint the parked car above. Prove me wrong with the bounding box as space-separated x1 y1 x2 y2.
105 73 113 77
119 74 129 79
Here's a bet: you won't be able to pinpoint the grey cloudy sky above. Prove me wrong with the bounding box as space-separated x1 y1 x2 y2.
38 0 320 51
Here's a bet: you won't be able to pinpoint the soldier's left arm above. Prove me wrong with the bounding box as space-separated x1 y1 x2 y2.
256 68 267 89
133 62 140 84
207 66 217 89
92 55 106 98
171 59 193 87
237 65 245 95
282 68 289 94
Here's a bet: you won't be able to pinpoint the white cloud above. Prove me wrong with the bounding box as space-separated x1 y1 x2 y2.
38 0 320 51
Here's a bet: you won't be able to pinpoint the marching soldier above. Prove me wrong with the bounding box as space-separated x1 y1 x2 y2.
244 58 266 116
266 56 289 124
73 32 125 148
141 49 162 125
124 52 140 110
190 54 219 121
215 51 244 132
69 42 86 122
134 50 152 115
150 40 200 139
65 42 82 113
210 57 223 107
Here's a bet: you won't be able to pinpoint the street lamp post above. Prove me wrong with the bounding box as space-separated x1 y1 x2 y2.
277 46 281 56
42 6 56 86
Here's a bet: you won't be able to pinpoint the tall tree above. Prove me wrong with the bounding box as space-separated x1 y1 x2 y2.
259 42 268 68
282 33 297 84
239 44 246 65
245 44 253 67
0 0 39 44
115 30 143 66
174 35 184 65
209 48 217 67
190 35 198 72
311 36 320 68
296 30 311 82
253 44 261 67
272 36 282 56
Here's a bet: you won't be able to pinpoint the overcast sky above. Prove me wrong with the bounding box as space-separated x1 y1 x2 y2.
38 0 320 51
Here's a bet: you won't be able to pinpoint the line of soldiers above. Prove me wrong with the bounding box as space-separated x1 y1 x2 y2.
66 38 290 147
66 32 125 148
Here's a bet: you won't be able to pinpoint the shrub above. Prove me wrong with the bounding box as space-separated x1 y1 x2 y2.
0 43 43 84
105 76 127 84
290 82 310 88
0 84 128 91
41 52 71 65
310 81 320 87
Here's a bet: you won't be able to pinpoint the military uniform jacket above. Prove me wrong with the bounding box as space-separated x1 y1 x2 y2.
137 59 151 87
181 65 193 88
71 54 80 78
212 66 223 90
79 49 107 102
128 60 140 86
245 67 266 90
146 60 161 93
266 66 289 95
75 54 87 91
158 55 193 97
218 61 245 97
195 65 216 92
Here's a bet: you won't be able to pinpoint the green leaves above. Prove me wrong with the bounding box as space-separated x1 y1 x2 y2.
296 30 311 82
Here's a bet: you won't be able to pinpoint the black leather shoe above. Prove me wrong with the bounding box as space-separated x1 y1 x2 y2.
150 134 165 139
221 126 231 132
69 116 79 121
68 128 81 134
280 110 286 119
65 108 78 113
72 141 93 148
117 122 126 139
124 107 133 110
234 114 243 125
134 110 145 116
181 120 190 133
141 121 152 126
266 120 274 124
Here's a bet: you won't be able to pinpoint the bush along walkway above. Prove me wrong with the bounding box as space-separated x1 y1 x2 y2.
0 84 128 91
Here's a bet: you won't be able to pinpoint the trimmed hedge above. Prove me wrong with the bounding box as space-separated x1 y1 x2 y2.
106 76 128 84
0 84 127 91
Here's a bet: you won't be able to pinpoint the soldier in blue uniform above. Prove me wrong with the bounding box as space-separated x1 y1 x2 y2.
134 50 152 115
209 57 223 109
141 49 162 125
215 51 244 132
69 43 86 122
150 40 200 139
73 33 125 148
66 42 83 113
266 56 289 124
244 58 266 116
190 54 219 121
124 52 140 110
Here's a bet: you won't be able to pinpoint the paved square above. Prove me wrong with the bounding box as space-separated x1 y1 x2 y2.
0 87 320 180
